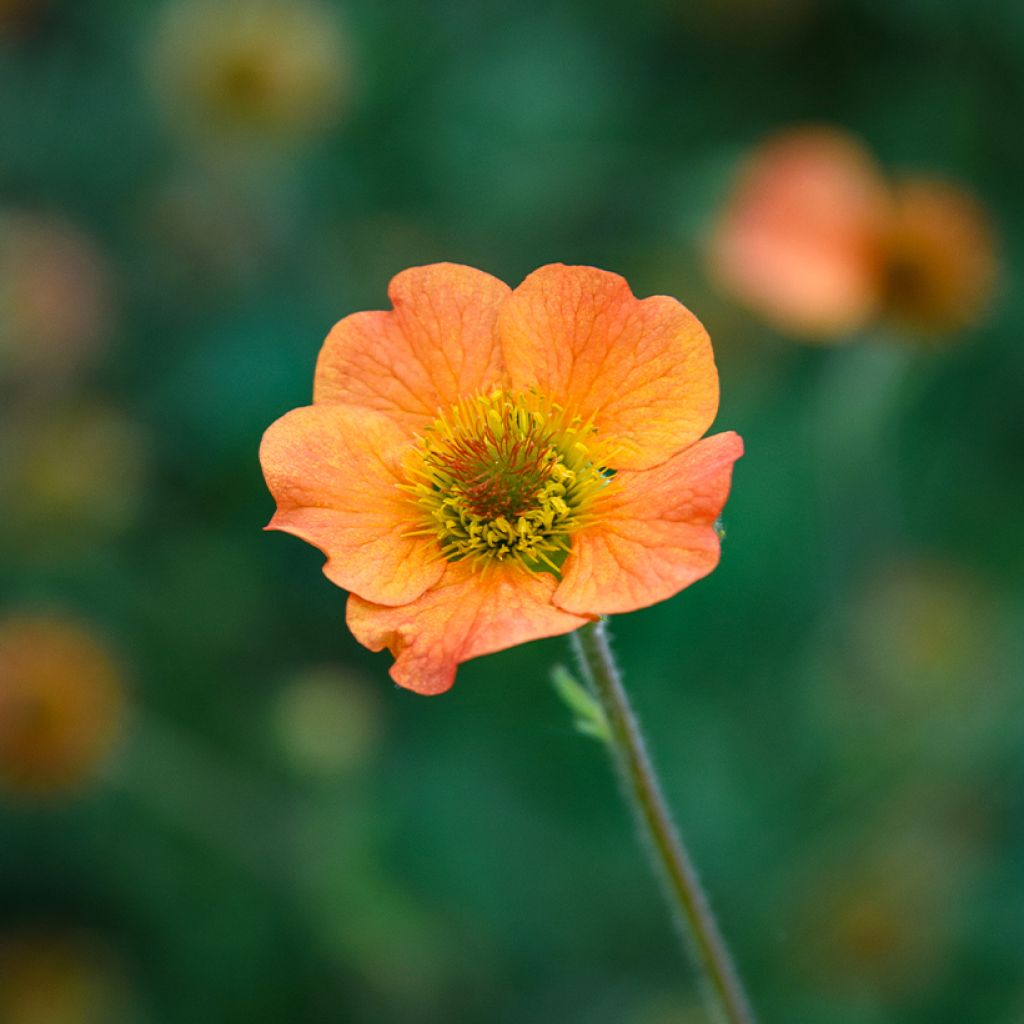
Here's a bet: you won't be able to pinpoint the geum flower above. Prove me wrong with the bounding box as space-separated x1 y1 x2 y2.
709 127 997 341
261 264 742 694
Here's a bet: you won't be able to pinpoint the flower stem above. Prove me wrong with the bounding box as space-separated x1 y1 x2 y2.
571 619 756 1024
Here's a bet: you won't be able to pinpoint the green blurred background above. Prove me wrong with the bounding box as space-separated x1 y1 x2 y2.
1 0 1022 1021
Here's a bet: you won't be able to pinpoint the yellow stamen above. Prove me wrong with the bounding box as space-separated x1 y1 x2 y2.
404 389 611 574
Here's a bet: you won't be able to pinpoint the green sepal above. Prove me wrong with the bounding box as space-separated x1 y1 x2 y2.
550 664 610 742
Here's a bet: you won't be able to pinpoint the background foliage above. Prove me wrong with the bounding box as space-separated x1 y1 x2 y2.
1 1 1022 1021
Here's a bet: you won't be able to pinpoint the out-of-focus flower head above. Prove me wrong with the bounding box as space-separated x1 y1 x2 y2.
815 557 1012 763
847 556 1006 713
879 179 997 337
0 213 113 385
274 665 382 778
0 928 138 1024
0 613 126 797
150 0 350 152
0 401 146 554
792 815 970 1002
261 263 742 694
709 128 888 340
709 127 997 343
0 0 47 40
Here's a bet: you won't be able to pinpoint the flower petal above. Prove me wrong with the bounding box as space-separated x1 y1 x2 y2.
499 264 719 471
554 432 743 616
709 127 887 339
313 263 511 430
260 404 444 606
347 561 593 695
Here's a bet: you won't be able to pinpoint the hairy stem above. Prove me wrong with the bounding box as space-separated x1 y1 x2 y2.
571 619 756 1024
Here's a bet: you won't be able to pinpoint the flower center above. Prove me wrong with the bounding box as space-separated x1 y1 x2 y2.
406 390 610 573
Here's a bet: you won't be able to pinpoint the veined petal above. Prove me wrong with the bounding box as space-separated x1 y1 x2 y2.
313 263 510 430
260 404 444 606
499 264 719 471
554 432 743 616
347 561 593 695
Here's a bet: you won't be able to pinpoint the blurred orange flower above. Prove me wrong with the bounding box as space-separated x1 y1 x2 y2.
709 127 997 341
0 614 126 797
261 263 742 694
0 928 138 1024
0 0 47 40
879 179 997 336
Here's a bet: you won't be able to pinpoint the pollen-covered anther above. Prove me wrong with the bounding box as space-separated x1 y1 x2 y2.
406 390 610 573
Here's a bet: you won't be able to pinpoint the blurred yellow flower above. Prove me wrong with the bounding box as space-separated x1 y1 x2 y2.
849 557 1003 705
0 402 146 554
274 665 382 778
0 614 126 797
151 0 350 150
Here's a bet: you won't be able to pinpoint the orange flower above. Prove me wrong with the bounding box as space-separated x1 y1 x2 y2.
709 127 997 341
878 179 997 337
0 928 137 1023
0 614 126 797
261 264 742 694
709 128 888 340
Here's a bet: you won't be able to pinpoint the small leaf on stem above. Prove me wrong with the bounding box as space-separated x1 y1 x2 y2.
550 664 610 742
